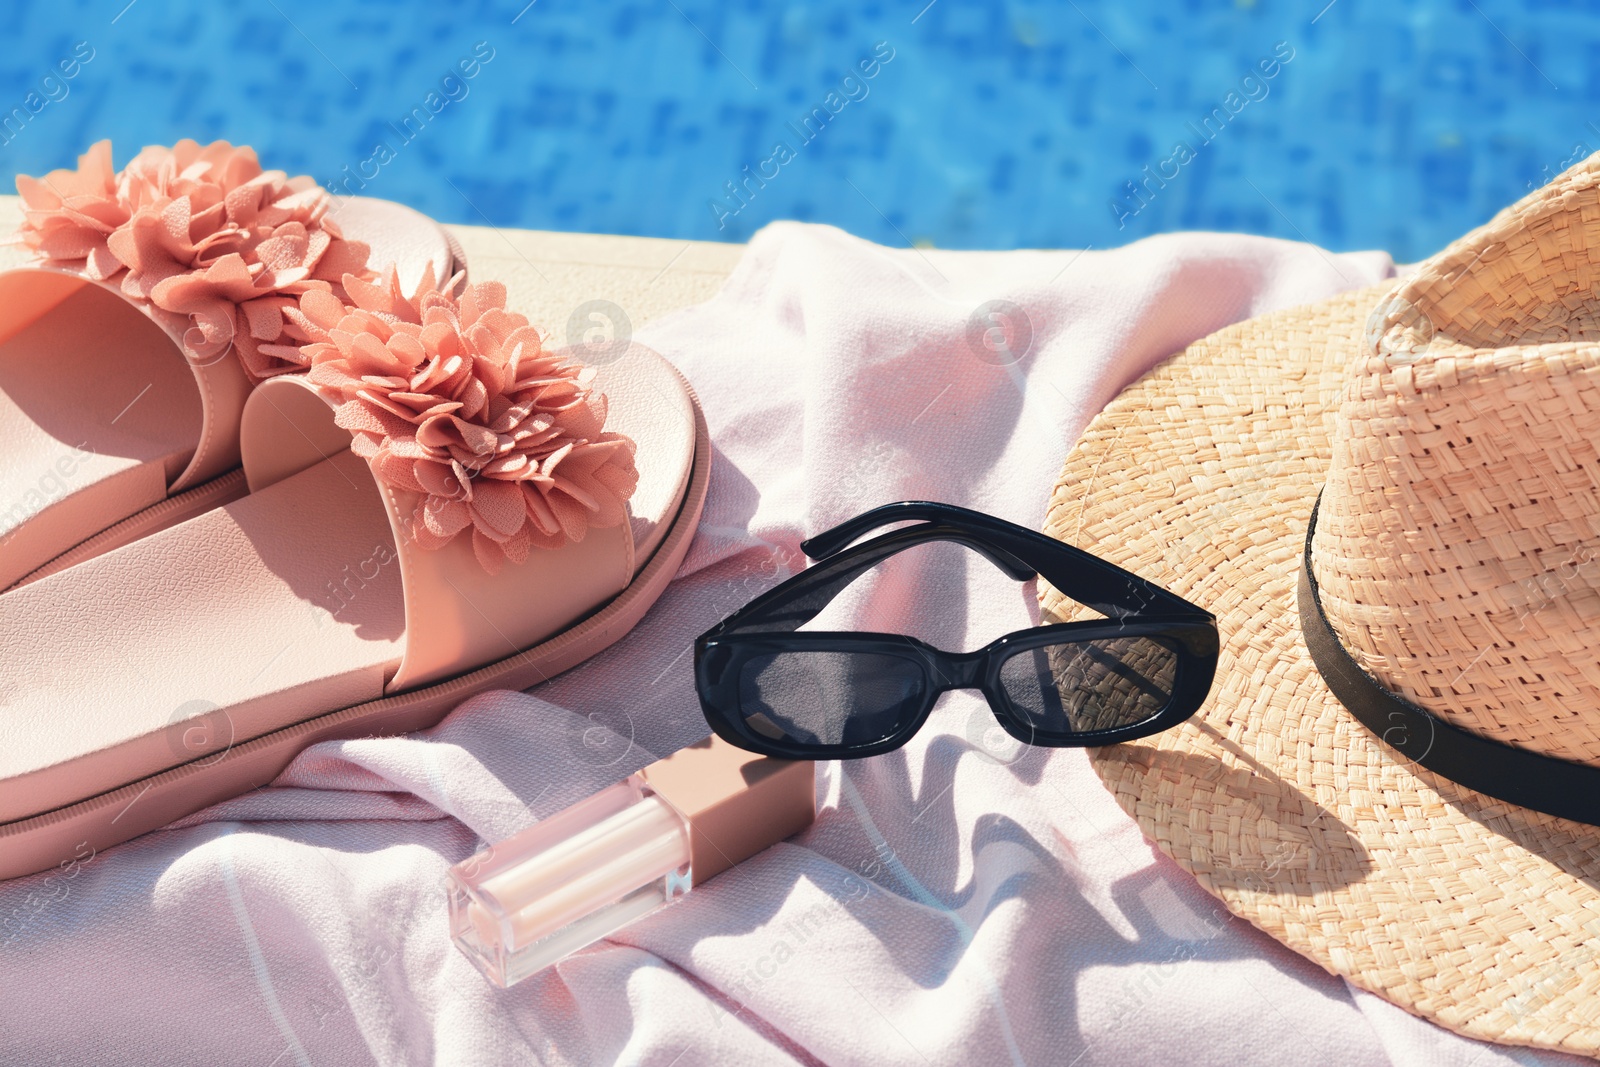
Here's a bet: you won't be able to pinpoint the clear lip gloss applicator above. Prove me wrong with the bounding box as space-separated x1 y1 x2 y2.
446 735 816 987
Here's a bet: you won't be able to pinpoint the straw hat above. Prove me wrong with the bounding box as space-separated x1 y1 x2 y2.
1041 157 1600 1055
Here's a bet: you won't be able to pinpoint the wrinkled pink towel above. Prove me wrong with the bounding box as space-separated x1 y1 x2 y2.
2 223 1582 1067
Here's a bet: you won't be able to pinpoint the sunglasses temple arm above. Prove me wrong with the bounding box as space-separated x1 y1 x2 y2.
718 517 1209 639
1027 546 1201 619
803 500 1204 619
718 529 1035 635
709 546 888 635
802 501 1034 579
973 525 1204 620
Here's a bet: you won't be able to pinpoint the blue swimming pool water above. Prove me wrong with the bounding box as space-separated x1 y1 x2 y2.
0 1 1591 261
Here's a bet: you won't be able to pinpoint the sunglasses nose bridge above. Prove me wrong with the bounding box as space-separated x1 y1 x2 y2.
931 649 987 693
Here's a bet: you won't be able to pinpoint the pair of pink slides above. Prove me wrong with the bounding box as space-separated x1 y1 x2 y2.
0 141 708 880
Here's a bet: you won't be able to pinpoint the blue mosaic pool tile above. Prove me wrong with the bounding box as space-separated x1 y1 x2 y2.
0 1 1591 260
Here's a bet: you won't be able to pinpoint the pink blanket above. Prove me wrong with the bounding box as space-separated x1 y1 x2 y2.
3 224 1581 1066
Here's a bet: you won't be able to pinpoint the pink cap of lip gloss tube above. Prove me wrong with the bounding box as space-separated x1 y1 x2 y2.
638 734 816 883
446 735 815 987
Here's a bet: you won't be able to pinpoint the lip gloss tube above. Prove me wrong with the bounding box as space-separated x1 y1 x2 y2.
447 734 815 987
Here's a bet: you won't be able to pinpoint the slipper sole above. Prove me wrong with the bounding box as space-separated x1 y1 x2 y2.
0 371 709 880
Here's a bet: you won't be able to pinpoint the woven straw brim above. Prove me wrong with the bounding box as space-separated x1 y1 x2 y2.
1042 285 1600 1056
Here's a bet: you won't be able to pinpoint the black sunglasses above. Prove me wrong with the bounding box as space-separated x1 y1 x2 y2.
695 501 1218 761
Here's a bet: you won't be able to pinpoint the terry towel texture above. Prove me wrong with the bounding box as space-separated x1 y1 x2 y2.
4 222 1580 1066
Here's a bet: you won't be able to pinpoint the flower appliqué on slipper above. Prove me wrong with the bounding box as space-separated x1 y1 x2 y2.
14 139 373 381
296 269 640 573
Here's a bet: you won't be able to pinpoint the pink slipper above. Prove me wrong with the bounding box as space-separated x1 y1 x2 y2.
0 270 706 879
0 139 465 589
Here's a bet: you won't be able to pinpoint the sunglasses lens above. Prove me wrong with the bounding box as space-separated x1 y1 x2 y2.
997 636 1177 736
735 650 926 749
